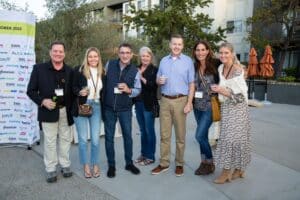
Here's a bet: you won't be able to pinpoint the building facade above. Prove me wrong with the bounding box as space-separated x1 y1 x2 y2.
91 0 254 62
196 0 254 62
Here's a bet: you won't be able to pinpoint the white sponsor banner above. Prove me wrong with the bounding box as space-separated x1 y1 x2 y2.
0 10 39 145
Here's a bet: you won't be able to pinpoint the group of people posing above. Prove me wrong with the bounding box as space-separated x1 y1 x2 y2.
27 34 251 185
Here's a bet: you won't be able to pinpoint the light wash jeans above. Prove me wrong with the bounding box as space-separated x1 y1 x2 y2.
73 100 101 165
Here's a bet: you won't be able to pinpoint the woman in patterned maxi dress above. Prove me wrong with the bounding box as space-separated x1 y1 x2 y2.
211 42 251 184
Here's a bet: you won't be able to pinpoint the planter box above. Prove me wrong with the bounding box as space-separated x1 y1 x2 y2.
247 80 300 105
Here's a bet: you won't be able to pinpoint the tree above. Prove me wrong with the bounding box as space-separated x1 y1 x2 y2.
36 0 123 65
123 0 226 58
247 0 300 78
45 0 87 15
0 0 33 15
35 3 88 65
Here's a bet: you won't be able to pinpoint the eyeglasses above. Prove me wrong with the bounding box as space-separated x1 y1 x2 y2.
119 51 131 55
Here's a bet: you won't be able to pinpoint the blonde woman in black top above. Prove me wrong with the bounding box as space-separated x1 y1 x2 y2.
72 47 104 178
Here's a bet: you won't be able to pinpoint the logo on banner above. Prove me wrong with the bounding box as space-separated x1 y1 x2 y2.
11 44 21 48
0 70 14 74
2 113 13 118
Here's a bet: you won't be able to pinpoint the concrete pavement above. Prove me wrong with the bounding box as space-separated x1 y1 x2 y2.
0 103 300 200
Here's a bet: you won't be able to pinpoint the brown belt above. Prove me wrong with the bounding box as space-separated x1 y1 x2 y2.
162 94 186 99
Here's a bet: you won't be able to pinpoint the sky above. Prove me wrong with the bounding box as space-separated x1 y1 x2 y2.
12 0 48 20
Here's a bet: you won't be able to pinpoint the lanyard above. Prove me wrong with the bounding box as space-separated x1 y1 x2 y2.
89 69 99 99
223 64 234 79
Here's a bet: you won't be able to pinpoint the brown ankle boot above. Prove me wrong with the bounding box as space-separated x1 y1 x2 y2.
194 162 206 175
232 169 245 180
206 163 215 174
214 169 232 184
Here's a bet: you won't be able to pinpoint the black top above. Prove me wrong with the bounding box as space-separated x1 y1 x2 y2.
71 65 105 117
26 61 74 125
134 64 158 111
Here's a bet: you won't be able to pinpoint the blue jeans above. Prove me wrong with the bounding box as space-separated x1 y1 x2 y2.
194 107 213 161
104 108 133 167
135 101 156 161
73 100 101 165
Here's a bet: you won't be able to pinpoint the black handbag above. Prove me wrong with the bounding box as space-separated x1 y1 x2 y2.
152 102 160 118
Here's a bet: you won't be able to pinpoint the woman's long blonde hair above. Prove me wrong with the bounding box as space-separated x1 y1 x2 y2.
219 42 241 65
80 47 104 79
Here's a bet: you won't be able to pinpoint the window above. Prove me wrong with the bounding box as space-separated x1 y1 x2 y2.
160 0 165 10
114 8 122 22
124 3 129 14
124 30 129 39
137 0 146 10
137 26 144 38
227 21 234 33
244 53 249 62
227 20 243 33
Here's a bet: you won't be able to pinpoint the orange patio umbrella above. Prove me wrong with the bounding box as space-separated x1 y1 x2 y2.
247 47 259 77
259 45 275 78
247 47 259 99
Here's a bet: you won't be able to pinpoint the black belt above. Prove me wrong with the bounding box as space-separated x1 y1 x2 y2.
162 94 186 99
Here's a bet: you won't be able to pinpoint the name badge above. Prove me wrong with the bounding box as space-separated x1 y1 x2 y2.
114 87 121 94
55 88 64 96
195 91 203 98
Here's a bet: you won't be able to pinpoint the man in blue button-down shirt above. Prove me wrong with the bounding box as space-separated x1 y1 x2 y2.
151 34 195 177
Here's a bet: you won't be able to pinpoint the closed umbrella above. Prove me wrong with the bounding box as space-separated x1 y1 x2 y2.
247 47 259 99
247 47 259 77
259 45 275 105
259 45 274 78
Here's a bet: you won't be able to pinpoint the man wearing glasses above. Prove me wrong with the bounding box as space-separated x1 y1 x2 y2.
102 43 141 178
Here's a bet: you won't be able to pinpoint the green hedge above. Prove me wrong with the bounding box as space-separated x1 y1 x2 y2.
278 76 296 82
283 67 297 77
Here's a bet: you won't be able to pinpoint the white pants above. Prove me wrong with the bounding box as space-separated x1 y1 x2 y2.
42 107 72 172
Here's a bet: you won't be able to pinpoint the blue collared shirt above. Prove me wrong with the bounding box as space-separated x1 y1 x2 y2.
157 53 195 95
129 70 141 98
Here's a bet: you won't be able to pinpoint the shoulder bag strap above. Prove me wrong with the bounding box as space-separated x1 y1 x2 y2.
198 70 212 96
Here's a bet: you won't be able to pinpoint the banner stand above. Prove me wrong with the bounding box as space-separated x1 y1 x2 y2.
0 10 40 147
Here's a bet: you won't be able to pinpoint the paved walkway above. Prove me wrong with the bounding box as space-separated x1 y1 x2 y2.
1 103 300 200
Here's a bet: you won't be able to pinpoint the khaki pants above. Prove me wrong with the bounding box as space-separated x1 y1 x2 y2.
42 107 72 172
159 96 187 167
